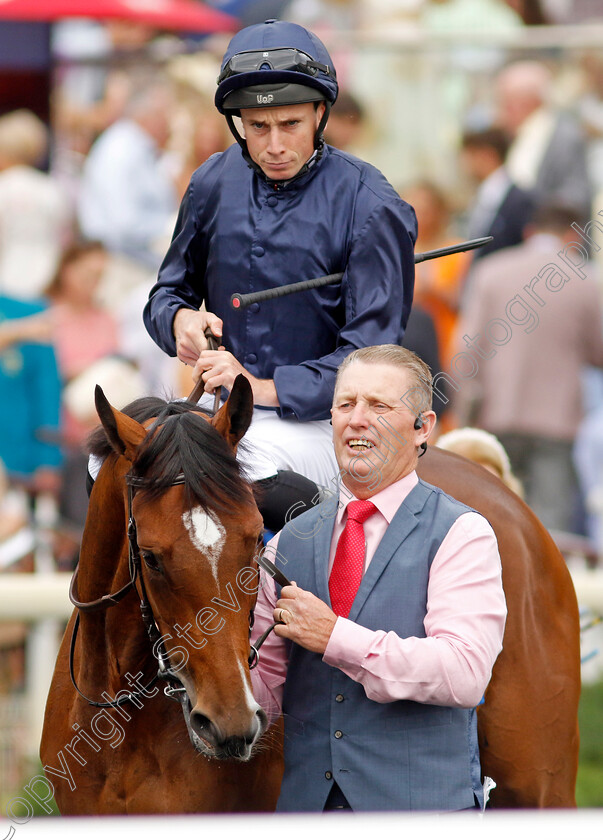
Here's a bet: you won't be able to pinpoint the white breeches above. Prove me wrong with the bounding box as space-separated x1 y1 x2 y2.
197 394 337 485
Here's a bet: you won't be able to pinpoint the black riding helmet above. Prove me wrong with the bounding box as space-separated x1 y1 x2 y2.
215 19 338 170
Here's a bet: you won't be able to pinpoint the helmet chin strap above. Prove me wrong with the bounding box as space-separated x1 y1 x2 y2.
315 99 331 146
224 100 332 185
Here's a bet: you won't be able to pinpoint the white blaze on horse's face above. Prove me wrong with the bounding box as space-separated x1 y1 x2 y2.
182 507 225 584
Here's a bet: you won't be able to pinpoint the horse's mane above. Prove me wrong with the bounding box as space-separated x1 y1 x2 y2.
87 396 251 513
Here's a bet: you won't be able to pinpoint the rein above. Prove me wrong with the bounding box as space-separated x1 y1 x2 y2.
68 470 289 710
68 473 187 710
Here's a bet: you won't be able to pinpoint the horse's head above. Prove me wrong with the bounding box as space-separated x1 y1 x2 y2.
95 375 267 761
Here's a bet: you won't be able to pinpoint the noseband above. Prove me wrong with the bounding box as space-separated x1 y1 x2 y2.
68 471 288 711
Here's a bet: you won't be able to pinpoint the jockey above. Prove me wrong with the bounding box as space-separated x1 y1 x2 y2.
143 19 417 529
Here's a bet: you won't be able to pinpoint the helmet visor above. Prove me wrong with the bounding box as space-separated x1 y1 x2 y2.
222 82 325 111
218 48 335 84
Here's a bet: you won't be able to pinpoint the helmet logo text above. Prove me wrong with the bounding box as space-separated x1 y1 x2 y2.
256 94 274 104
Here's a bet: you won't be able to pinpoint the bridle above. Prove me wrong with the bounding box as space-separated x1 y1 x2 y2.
68 470 288 712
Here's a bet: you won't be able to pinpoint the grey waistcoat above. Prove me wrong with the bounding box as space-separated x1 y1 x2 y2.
274 479 483 812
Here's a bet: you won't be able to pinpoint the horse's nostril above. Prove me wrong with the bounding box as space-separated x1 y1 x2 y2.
246 709 264 744
255 707 267 739
190 711 219 746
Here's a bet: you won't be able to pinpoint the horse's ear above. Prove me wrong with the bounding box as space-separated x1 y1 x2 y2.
95 385 147 462
211 374 253 449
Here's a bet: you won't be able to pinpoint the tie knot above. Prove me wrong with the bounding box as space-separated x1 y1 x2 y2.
346 500 377 525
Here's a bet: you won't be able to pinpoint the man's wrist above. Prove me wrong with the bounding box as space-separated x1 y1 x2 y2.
251 377 279 408
172 305 196 339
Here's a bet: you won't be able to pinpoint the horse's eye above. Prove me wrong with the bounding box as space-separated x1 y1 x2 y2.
141 551 162 573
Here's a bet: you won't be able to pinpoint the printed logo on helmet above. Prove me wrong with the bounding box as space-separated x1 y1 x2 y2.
256 94 274 105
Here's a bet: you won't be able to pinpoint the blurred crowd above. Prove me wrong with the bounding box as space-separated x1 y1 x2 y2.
1 3 603 596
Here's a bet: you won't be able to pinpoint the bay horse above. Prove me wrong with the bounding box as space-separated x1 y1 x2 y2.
418 446 581 808
40 376 283 813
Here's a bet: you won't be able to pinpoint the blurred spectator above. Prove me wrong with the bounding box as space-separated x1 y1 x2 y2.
574 401 603 558
436 426 523 496
116 280 183 399
401 303 448 419
52 19 159 142
495 60 592 217
574 52 603 277
41 242 120 448
460 127 535 262
0 452 29 688
576 51 603 195
323 90 366 152
0 460 27 548
77 76 179 268
51 20 165 212
173 97 231 200
403 180 469 368
60 354 146 531
51 19 166 156
421 0 523 31
454 203 603 532
357 0 424 35
503 0 549 24
0 110 72 300
0 242 121 530
0 295 62 492
538 0 603 24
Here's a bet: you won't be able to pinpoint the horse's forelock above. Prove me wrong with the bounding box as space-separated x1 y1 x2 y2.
86 397 206 459
131 409 250 513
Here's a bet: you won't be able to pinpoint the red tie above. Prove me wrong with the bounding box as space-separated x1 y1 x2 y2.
329 500 377 618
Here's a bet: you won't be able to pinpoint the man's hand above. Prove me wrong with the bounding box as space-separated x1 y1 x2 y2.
274 583 338 654
194 349 279 407
172 308 223 366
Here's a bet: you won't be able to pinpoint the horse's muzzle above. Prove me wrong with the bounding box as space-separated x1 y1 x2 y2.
189 707 266 761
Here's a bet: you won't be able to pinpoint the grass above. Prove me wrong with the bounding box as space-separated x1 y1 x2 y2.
576 678 603 807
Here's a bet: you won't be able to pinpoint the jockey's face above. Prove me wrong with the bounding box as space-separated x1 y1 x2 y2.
240 101 325 181
331 361 435 499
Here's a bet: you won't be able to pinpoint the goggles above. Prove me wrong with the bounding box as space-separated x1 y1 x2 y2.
218 48 335 84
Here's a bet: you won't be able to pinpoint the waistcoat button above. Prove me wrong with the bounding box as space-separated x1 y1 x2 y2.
267 196 278 207
252 245 265 257
325 771 332 780
334 730 343 739
335 694 344 703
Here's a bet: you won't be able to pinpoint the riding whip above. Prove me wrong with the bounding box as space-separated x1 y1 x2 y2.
230 236 492 310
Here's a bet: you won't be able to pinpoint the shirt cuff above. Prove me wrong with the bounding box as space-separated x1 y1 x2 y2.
323 616 378 675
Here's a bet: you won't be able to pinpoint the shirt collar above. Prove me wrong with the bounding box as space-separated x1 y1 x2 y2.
336 471 419 526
